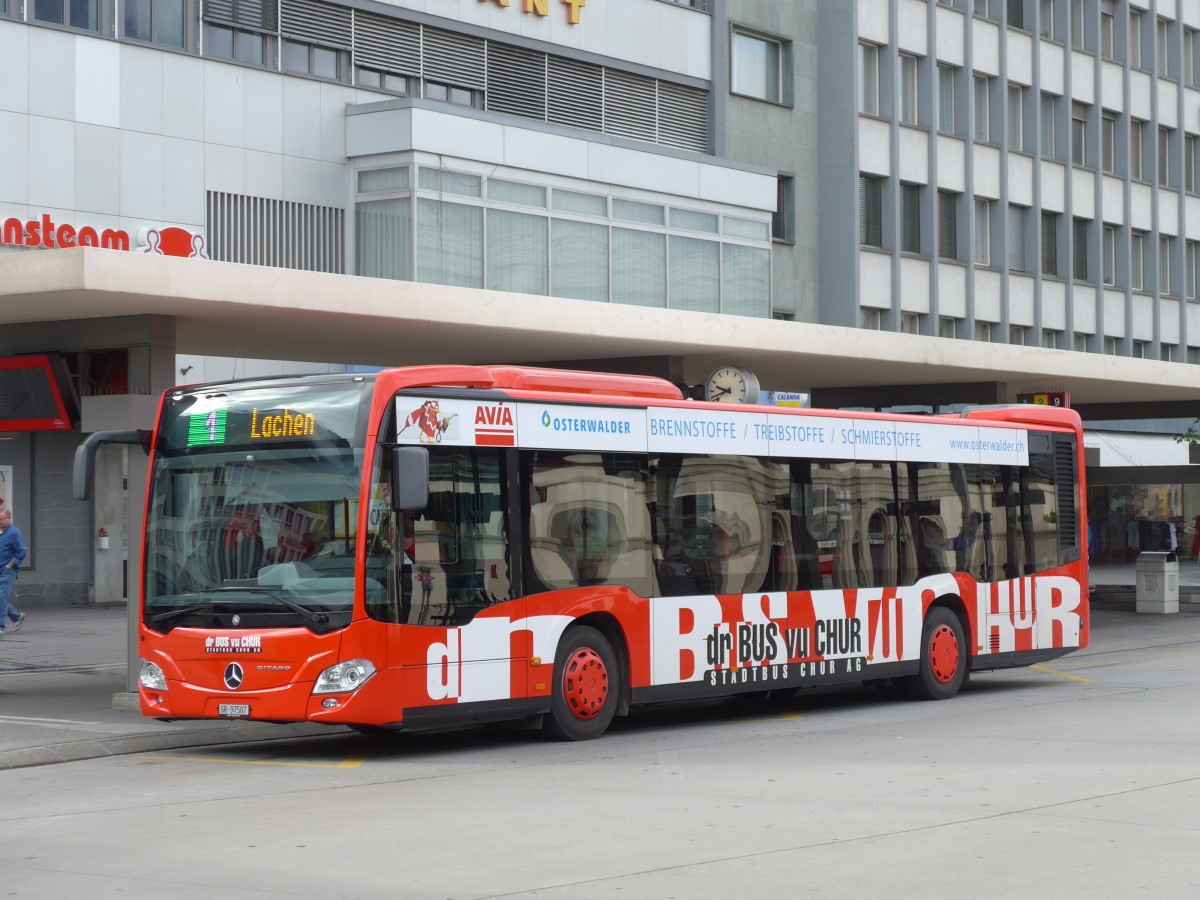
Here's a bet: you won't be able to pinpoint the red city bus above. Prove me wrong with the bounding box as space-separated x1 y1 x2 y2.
74 365 1089 740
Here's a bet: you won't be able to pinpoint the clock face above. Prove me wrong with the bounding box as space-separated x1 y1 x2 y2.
704 366 760 404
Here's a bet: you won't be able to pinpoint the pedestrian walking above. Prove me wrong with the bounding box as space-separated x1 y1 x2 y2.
0 507 28 636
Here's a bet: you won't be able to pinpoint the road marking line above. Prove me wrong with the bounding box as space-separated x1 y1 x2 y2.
142 753 368 769
742 712 804 724
0 663 126 677
0 714 103 725
1031 663 1096 684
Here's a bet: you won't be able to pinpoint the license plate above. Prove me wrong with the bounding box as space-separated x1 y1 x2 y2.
218 704 250 717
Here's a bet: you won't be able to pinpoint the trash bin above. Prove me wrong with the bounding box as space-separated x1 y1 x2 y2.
1135 551 1179 614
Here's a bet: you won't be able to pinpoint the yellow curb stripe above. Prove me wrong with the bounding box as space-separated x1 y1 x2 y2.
140 753 368 769
1031 663 1097 684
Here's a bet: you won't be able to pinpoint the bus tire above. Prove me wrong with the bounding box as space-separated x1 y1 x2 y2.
903 607 968 701
543 626 618 741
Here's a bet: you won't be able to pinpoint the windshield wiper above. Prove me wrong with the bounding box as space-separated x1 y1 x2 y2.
150 601 231 625
149 589 330 630
210 586 330 627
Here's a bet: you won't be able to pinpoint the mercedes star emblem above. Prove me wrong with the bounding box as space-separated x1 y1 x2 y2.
223 662 245 690
231 614 241 626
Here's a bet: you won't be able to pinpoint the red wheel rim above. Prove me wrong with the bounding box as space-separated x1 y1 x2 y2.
561 647 609 721
928 624 960 684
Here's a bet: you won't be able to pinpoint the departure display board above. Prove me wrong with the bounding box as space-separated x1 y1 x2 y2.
162 381 370 454
0 355 80 432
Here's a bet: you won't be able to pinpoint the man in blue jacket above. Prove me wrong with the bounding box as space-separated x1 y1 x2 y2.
0 508 28 636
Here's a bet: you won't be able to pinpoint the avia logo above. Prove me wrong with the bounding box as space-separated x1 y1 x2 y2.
474 403 515 446
0 212 207 259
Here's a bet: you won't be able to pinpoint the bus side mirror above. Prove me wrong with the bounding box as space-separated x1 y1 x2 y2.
73 429 151 501
391 446 429 513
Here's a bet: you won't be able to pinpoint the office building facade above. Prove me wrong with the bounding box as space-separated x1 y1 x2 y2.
820 0 1200 357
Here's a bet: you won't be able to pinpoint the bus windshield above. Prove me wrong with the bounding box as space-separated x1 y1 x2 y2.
144 380 374 624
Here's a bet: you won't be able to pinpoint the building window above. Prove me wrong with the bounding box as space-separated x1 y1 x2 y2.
1186 135 1198 194
901 313 922 335
1008 204 1027 272
732 29 788 104
1159 127 1173 188
939 317 959 338
425 82 480 107
1010 324 1028 345
1130 340 1144 358
937 65 957 133
1161 344 1175 362
1040 92 1057 157
1072 217 1088 281
1131 230 1146 290
773 175 794 242
1070 0 1084 49
1130 10 1143 69
1157 18 1172 78
1007 0 1024 30
901 183 922 254
975 321 993 342
974 198 992 265
1008 83 1025 151
1044 329 1062 349
1041 211 1059 276
938 191 959 260
859 175 883 247
124 0 187 48
974 74 991 142
1039 0 1056 40
1160 235 1173 295
35 0 100 31
900 55 920 125
1071 102 1088 167
1101 113 1116 173
859 43 881 115
975 0 991 17
1187 28 1200 87
283 40 343 81
1100 2 1115 59
1102 224 1116 285
206 24 268 66
1074 333 1090 353
357 68 413 94
1131 119 1145 180
1187 240 1198 300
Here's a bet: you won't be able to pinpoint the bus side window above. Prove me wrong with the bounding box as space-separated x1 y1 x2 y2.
526 452 655 597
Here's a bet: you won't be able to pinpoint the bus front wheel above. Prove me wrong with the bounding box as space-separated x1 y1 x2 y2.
904 607 968 701
544 626 618 741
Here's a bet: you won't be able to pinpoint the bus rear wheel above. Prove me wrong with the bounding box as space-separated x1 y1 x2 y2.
904 607 968 701
543 626 618 741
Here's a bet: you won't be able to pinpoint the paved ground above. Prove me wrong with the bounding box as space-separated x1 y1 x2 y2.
2 601 1198 772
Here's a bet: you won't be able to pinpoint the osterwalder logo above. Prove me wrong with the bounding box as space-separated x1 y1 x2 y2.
539 409 633 435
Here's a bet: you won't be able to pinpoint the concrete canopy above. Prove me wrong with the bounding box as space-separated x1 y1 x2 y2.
1 247 1198 410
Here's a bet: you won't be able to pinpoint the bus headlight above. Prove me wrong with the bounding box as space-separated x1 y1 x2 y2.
140 660 167 691
313 659 377 694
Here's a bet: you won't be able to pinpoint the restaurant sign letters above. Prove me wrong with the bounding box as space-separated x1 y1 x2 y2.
1 213 208 259
477 0 587 26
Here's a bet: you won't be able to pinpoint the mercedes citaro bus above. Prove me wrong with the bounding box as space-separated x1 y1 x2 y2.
74 365 1089 740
